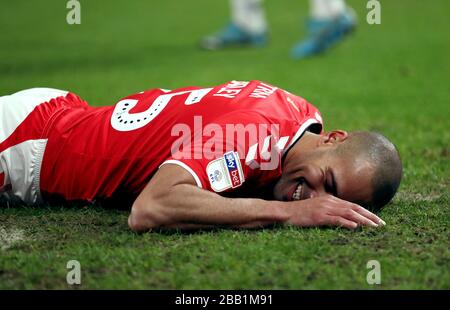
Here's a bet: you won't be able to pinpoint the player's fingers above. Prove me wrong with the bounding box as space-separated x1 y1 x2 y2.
351 205 386 226
329 216 358 230
330 196 385 226
337 209 379 228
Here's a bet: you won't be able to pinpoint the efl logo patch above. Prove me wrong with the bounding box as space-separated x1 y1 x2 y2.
206 151 245 192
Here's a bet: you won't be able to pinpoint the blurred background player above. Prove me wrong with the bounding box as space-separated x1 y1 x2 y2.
200 0 357 59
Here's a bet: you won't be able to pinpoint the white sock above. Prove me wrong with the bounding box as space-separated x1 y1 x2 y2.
309 0 347 20
230 0 267 35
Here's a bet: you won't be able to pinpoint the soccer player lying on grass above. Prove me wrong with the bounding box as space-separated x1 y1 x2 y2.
0 80 402 232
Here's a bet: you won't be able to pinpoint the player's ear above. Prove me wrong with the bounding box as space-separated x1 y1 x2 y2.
319 130 348 147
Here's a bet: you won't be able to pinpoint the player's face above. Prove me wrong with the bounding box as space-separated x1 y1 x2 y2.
273 133 374 205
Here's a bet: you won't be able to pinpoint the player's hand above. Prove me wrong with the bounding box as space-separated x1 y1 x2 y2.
287 194 386 229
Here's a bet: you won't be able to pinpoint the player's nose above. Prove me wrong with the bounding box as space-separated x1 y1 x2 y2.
302 165 327 199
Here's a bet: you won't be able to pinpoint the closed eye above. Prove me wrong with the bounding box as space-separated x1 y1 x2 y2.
326 168 338 196
330 168 338 197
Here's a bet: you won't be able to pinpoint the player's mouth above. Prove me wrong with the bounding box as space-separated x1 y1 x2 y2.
290 178 305 201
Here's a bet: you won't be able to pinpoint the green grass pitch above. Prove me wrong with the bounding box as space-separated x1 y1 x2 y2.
0 0 449 289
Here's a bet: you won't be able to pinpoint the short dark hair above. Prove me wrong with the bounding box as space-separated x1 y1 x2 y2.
336 131 403 212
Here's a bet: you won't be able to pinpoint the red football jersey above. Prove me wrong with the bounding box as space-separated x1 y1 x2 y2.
40 80 323 203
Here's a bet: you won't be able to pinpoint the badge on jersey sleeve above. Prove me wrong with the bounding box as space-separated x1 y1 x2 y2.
206 151 245 192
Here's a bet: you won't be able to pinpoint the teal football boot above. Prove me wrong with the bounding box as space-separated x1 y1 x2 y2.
291 9 357 59
200 23 268 50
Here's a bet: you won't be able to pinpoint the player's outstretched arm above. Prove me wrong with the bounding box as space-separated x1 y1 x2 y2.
128 165 385 232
